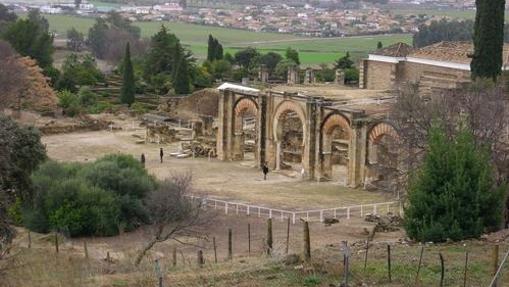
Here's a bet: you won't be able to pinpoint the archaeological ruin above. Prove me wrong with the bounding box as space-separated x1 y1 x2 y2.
216 83 400 188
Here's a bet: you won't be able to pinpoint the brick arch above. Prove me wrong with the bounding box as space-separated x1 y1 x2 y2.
273 100 307 142
234 97 258 116
234 97 258 131
368 122 399 145
321 113 351 138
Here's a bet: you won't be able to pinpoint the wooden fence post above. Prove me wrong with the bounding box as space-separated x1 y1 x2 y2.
463 251 469 287
28 231 31 248
155 259 163 287
387 245 391 282
303 221 311 262
248 224 251 255
267 218 273 255
228 228 233 260
286 217 290 254
172 247 177 267
84 241 89 259
415 246 424 284
197 250 204 267
493 245 499 287
363 239 369 271
54 233 59 253
439 253 445 287
213 237 218 263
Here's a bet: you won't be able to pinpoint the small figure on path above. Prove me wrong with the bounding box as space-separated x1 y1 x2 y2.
262 162 269 180
140 153 146 167
160 147 164 163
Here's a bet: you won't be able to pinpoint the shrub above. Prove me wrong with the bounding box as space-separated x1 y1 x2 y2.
404 123 506 242
24 154 156 236
130 102 149 115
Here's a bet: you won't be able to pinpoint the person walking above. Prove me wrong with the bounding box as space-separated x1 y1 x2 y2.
262 162 269 180
140 153 146 168
159 147 164 163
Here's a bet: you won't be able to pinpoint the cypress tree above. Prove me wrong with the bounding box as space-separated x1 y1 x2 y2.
174 56 190 94
404 123 505 242
214 39 223 60
120 42 135 106
207 34 214 61
471 0 506 80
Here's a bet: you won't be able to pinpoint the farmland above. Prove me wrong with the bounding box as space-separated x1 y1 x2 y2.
43 14 412 65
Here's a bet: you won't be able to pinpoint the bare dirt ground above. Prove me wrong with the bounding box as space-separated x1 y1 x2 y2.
42 128 394 211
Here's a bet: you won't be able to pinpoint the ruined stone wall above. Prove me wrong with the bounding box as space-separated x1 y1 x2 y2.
399 62 471 90
364 61 395 90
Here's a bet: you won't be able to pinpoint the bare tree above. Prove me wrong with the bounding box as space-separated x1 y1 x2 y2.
135 173 209 266
391 80 509 190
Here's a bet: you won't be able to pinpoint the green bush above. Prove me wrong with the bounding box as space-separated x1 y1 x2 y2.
130 102 149 115
404 123 506 242
24 154 156 237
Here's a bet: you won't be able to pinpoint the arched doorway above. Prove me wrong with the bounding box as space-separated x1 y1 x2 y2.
273 101 306 175
321 113 351 185
366 123 400 192
233 98 258 163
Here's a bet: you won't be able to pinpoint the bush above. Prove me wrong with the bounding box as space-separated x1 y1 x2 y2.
130 102 149 115
404 123 506 242
24 154 156 236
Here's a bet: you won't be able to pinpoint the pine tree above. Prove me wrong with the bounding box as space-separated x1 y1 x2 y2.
120 42 135 106
471 0 506 80
404 123 505 242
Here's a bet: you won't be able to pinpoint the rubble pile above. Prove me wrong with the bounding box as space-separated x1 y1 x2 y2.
364 212 402 232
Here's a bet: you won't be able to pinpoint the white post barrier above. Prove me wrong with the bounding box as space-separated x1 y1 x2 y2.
373 204 377 215
292 213 296 224
360 205 363 217
258 207 261 217
269 209 272 219
280 212 284 221
236 204 239 215
247 206 250 216
333 209 337 218
387 203 390 213
347 207 350 219
320 210 324 222
225 202 228 215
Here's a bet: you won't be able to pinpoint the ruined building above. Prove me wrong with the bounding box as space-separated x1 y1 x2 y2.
216 83 399 188
360 42 509 91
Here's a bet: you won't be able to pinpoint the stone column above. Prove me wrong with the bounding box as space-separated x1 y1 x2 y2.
217 90 235 161
358 60 367 89
304 68 315 84
258 65 269 83
302 98 317 180
335 69 345 85
256 93 267 168
287 65 299 85
347 119 367 187
276 141 281 170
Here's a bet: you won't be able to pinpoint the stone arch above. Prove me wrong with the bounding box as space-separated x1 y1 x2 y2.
232 97 259 161
366 122 400 190
234 97 258 132
273 100 307 142
321 113 351 139
320 113 352 183
368 122 399 145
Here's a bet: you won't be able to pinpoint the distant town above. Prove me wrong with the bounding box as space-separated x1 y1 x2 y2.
0 0 498 37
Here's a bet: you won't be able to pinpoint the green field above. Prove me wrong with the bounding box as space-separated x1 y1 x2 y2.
44 14 412 65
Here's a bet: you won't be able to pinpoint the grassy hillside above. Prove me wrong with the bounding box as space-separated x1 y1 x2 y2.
44 14 412 65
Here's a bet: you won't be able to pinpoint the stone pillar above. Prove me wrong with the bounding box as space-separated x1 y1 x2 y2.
358 60 367 89
302 98 318 180
304 68 315 84
256 93 267 168
335 69 345 85
287 65 299 85
258 65 269 83
217 90 235 161
275 141 281 170
347 119 367 187
232 132 243 160
242 77 250 85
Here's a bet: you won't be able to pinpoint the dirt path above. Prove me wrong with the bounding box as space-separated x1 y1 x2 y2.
43 129 394 211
